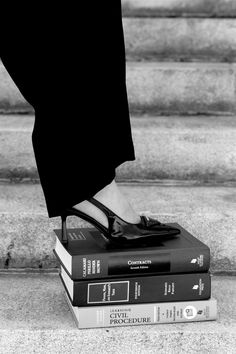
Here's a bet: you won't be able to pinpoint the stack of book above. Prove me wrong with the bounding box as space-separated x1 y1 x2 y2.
53 223 217 329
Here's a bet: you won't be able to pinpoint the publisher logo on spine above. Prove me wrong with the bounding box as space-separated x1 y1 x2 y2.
192 278 204 295
190 255 204 267
183 306 197 320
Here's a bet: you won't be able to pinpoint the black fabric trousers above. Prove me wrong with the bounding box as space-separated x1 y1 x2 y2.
1 2 135 218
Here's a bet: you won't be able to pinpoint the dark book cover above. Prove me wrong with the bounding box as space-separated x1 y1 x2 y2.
53 223 210 280
59 266 211 307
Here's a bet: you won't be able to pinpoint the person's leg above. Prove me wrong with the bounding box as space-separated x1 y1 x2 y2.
1 2 139 224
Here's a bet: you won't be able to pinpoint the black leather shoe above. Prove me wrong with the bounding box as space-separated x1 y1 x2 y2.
60 197 180 244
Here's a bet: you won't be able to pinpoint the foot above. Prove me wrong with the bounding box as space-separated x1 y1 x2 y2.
73 179 141 228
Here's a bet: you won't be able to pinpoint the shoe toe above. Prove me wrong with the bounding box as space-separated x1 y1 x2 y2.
141 216 180 237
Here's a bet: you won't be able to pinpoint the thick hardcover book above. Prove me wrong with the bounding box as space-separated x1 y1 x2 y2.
59 265 211 307
53 223 210 280
64 290 217 329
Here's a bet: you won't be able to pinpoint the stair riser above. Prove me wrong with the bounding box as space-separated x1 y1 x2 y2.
127 63 236 115
124 18 236 62
0 64 32 113
1 62 236 115
122 0 236 18
1 116 236 182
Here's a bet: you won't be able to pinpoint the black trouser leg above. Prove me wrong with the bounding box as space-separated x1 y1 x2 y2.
1 1 135 217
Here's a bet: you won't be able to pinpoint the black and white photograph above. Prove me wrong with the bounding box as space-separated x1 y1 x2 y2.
0 1 236 353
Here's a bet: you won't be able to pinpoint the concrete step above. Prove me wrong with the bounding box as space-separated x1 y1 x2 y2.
0 273 235 353
0 63 32 113
123 18 236 62
0 183 236 274
127 62 236 115
1 62 235 115
122 0 236 18
1 115 236 182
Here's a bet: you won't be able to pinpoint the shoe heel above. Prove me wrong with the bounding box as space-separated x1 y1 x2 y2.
61 214 68 244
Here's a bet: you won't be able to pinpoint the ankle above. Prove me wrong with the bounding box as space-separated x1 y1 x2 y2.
73 200 109 228
94 180 140 223
93 179 116 203
73 179 140 227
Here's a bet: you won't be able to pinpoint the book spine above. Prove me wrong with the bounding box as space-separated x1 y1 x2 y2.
72 273 211 306
72 247 210 280
73 298 217 329
72 255 104 280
